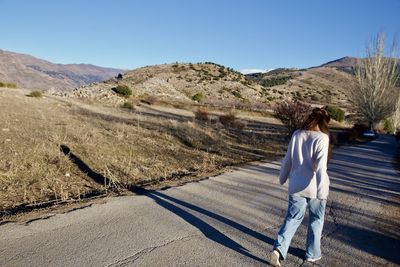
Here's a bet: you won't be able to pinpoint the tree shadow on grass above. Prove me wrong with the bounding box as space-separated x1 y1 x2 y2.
0 145 110 218
60 144 112 187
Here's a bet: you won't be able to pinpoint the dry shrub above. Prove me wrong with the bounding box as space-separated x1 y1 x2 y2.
28 91 43 98
219 113 236 126
141 95 158 105
112 85 132 97
174 122 223 152
219 113 246 130
203 97 256 111
0 82 17 88
192 92 205 102
120 102 135 110
325 105 345 122
251 101 270 111
172 102 188 109
273 100 312 136
194 109 209 122
232 120 246 130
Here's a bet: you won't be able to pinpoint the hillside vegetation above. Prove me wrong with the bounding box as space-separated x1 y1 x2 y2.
2 56 393 216
0 88 286 214
246 66 357 108
61 60 360 111
62 62 268 107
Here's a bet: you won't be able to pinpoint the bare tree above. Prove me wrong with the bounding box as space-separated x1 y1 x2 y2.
392 100 400 131
352 33 399 129
392 79 400 130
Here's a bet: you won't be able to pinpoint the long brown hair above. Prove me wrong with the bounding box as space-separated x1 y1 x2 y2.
301 107 330 135
301 107 332 160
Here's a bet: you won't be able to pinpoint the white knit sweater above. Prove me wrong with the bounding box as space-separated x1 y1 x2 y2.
279 129 330 199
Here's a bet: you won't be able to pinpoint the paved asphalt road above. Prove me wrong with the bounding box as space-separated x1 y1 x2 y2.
1 135 399 267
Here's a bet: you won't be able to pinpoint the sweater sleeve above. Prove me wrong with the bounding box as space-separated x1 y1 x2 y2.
279 135 294 185
314 135 330 199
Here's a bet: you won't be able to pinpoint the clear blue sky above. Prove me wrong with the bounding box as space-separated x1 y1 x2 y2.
1 0 399 71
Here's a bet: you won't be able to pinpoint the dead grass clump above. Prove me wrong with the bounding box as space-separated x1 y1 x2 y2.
194 108 209 122
120 102 135 110
0 82 17 88
28 91 43 98
173 121 223 152
232 120 247 130
219 113 246 130
141 95 158 105
172 102 189 110
219 113 236 126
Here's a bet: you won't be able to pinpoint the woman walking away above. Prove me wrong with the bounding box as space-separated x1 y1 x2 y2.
269 108 331 267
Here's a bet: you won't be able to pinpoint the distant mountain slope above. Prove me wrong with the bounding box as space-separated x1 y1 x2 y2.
321 56 400 74
318 56 361 74
320 56 360 68
0 49 123 90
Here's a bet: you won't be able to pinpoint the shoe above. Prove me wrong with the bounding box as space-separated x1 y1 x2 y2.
306 256 322 262
269 250 281 267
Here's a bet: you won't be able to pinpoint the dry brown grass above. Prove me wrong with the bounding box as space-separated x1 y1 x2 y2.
194 108 209 122
0 88 287 214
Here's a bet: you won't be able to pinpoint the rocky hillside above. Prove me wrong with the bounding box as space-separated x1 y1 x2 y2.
63 62 267 107
246 56 399 109
246 65 357 108
60 56 400 110
0 49 123 90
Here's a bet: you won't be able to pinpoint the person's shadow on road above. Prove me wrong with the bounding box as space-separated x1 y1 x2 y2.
59 144 304 264
131 187 304 264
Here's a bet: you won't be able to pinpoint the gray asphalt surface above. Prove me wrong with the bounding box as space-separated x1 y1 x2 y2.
1 135 399 267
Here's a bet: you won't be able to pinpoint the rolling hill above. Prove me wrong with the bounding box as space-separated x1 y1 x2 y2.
245 62 358 108
65 58 360 109
62 62 267 107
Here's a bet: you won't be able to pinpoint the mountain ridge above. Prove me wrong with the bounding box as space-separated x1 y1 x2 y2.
0 49 123 90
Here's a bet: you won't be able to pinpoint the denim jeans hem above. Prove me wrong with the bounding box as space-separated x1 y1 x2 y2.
273 247 285 260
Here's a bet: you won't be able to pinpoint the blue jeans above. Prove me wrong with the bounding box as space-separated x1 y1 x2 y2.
273 195 326 260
